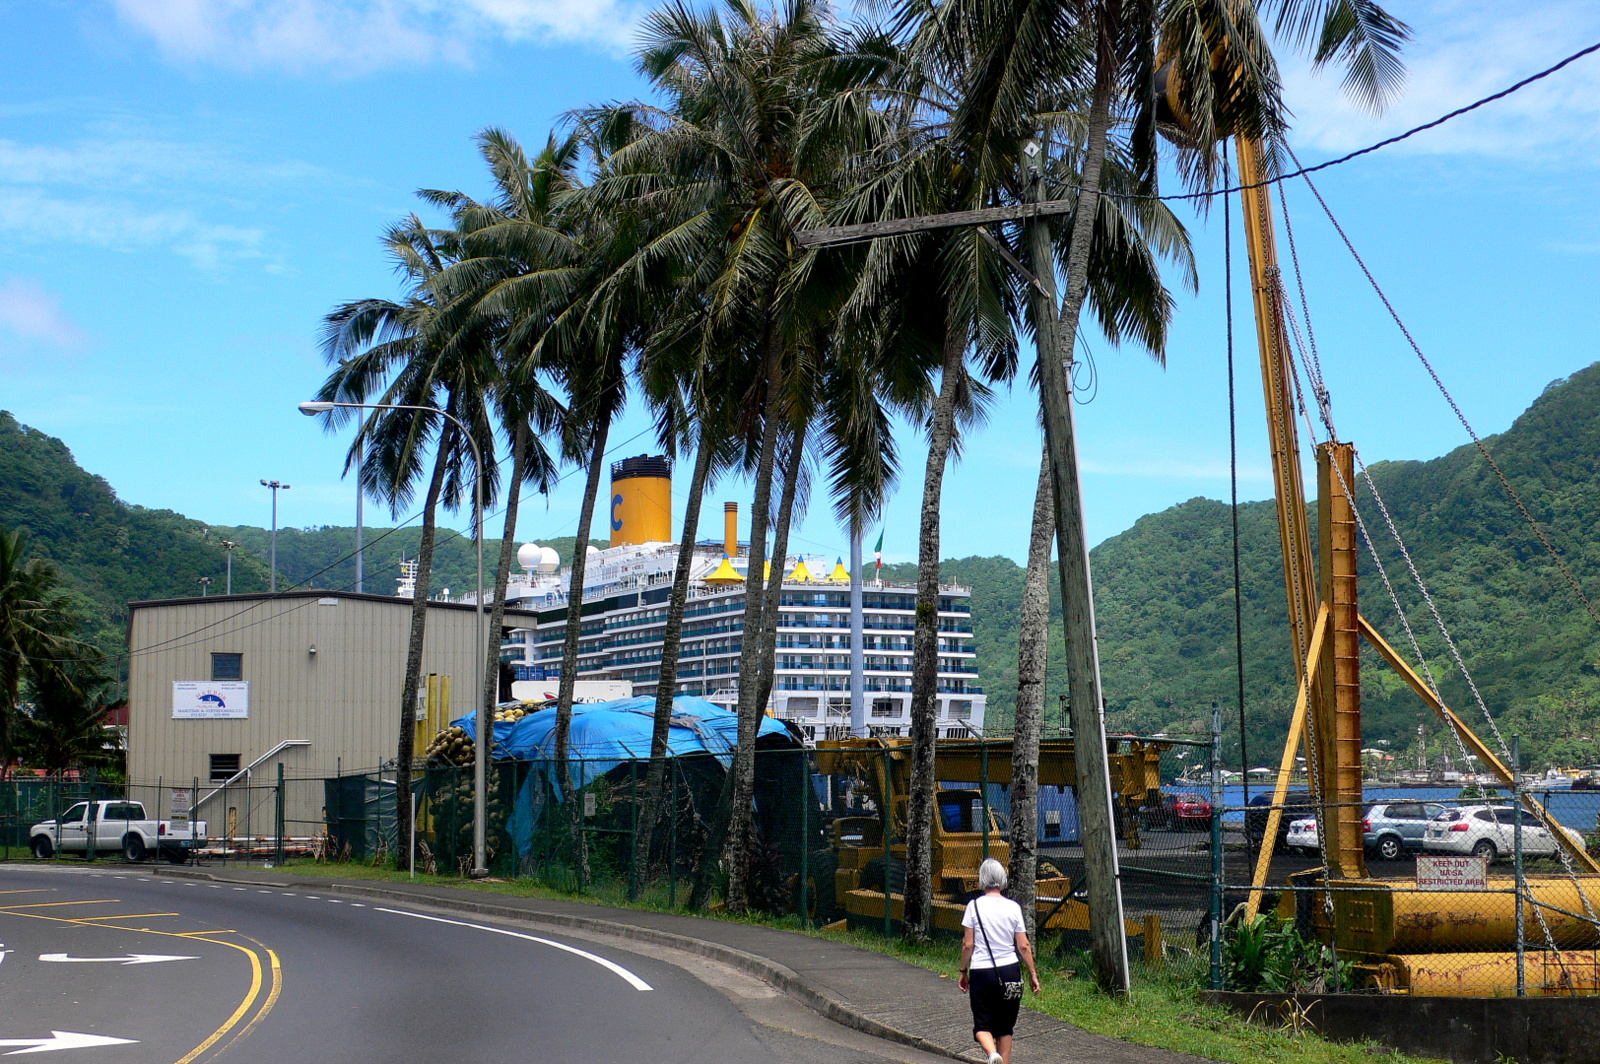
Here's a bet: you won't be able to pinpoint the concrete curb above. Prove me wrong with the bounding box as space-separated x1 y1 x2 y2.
152 867 974 1062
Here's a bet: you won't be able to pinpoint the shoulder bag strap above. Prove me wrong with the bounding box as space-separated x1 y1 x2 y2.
971 898 996 965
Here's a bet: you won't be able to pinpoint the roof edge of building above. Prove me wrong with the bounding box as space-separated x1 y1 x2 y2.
127 588 541 621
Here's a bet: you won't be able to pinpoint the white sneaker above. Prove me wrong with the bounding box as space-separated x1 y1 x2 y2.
987 1053 1003 1064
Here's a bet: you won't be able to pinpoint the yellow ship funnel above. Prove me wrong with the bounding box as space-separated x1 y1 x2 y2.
788 559 815 582
724 502 739 557
609 455 672 548
703 556 743 584
828 557 850 582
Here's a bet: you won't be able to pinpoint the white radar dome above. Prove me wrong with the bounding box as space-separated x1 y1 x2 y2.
537 546 560 573
586 545 601 558
517 543 541 572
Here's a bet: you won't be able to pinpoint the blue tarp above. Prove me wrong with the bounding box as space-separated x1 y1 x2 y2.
452 695 791 790
451 695 793 860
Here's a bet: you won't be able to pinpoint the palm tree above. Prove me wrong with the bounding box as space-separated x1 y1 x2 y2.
578 0 890 912
18 657 119 776
0 529 89 774
1009 447 1054 932
315 217 501 862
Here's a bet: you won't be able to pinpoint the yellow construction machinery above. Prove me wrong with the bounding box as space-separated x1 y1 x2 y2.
812 736 1167 960
1221 123 1600 994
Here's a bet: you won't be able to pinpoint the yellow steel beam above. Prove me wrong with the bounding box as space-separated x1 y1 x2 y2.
1317 443 1366 878
1247 603 1329 918
1358 614 1600 873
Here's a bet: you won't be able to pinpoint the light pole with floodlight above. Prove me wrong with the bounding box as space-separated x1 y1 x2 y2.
299 399 489 877
260 480 290 591
220 540 239 595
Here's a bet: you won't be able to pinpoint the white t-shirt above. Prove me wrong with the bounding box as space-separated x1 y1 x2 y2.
963 893 1026 969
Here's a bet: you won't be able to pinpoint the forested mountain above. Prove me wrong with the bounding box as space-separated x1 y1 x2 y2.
10 360 1600 767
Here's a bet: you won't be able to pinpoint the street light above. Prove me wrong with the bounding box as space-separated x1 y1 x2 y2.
197 576 213 597
260 480 291 592
298 399 488 877
220 540 239 595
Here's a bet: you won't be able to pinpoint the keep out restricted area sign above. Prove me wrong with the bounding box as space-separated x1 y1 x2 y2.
1416 855 1488 890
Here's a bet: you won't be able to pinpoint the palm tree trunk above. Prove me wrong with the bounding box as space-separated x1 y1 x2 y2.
721 346 784 914
1009 447 1053 936
481 421 529 719
396 420 455 865
633 431 715 893
556 417 611 887
904 325 965 939
1032 42 1131 993
751 426 805 718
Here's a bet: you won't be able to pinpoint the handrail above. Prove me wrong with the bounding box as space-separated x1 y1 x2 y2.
195 740 311 812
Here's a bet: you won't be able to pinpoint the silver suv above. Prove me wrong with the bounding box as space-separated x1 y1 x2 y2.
1363 800 1447 861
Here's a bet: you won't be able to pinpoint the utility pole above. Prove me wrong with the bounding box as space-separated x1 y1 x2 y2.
793 138 1132 992
260 480 290 592
220 540 239 595
355 406 366 593
196 577 212 597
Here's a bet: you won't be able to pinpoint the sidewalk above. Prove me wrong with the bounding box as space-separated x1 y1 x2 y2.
153 865 1209 1064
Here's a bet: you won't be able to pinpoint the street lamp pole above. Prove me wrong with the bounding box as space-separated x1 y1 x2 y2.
220 540 239 595
299 400 488 876
259 480 290 591
197 577 212 597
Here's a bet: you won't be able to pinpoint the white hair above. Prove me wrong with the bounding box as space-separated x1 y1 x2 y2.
978 858 1008 892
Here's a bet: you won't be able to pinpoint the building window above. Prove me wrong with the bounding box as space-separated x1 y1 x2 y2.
211 653 243 681
949 699 973 720
870 698 898 719
209 753 241 782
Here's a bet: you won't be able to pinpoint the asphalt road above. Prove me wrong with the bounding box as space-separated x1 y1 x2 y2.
0 866 951 1064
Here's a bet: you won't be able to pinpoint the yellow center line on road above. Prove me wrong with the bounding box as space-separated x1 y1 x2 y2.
0 899 119 910
75 912 181 922
0 902 283 1064
0 889 53 895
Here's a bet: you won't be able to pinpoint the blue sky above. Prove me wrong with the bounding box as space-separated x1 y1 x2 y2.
3 1 1599 572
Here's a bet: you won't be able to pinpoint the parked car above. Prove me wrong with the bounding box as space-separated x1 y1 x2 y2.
1165 793 1213 831
1245 790 1314 845
1422 804 1583 862
1285 817 1320 855
1364 801 1447 860
31 800 207 863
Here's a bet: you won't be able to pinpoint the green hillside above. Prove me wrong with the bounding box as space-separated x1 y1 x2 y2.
11 357 1600 768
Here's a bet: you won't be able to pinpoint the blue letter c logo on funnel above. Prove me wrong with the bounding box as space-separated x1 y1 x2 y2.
611 494 624 531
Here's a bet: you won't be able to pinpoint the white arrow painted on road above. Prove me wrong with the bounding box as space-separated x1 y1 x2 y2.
0 1032 137 1055
39 953 198 966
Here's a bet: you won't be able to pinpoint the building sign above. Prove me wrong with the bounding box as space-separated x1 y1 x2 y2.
1416 854 1487 890
172 681 249 719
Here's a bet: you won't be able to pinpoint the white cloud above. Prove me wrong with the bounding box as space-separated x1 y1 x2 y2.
109 0 648 73
0 187 264 267
1281 0 1600 161
0 278 89 352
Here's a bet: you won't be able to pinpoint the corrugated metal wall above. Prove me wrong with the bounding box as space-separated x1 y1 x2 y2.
127 592 535 832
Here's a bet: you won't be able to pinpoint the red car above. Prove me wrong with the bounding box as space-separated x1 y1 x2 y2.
1146 792 1213 831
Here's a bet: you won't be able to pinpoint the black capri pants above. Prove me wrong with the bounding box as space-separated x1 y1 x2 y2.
968 962 1023 1038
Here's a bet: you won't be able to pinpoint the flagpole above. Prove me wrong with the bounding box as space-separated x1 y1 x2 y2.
850 522 867 738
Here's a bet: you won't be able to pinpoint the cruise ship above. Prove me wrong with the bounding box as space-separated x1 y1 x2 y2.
487 455 986 741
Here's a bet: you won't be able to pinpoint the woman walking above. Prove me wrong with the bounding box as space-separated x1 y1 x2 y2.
958 858 1041 1064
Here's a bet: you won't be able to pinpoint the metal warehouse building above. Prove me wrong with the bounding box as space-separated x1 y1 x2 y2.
126 590 535 836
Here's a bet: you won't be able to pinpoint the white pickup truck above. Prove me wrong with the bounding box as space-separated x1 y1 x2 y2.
30 800 207 864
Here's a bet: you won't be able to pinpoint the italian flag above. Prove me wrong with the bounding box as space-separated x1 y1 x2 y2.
873 530 883 573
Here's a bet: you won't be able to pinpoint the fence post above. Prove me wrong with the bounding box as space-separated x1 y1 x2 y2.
883 747 894 939
275 762 285 867
629 758 640 901
980 735 990 862
799 752 809 926
668 759 679 909
1513 735 1525 997
1210 702 1224 991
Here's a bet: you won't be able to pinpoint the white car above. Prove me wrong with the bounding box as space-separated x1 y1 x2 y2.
1285 817 1320 855
31 800 207 863
1422 804 1582 862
